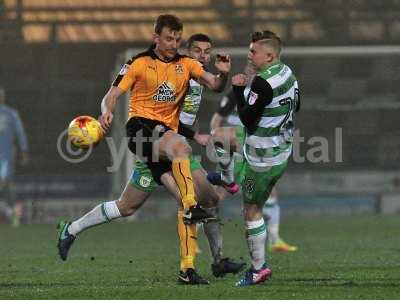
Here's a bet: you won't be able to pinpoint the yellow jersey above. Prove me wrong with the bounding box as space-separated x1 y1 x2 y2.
113 46 205 131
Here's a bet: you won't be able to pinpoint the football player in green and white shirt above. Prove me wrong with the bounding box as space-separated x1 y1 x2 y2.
231 30 300 286
210 65 297 254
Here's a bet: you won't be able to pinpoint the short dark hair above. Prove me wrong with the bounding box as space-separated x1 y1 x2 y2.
251 30 280 43
251 30 282 55
154 14 183 35
186 33 212 49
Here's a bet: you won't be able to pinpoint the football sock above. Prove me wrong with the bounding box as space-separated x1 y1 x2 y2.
246 218 267 270
68 201 121 236
202 207 223 263
264 202 280 244
177 210 198 271
214 142 234 184
172 159 196 210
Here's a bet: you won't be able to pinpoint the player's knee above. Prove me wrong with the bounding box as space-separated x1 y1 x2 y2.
172 141 192 158
117 204 136 217
243 204 263 221
116 199 139 217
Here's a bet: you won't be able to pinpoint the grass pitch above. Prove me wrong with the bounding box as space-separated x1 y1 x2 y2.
1 216 400 299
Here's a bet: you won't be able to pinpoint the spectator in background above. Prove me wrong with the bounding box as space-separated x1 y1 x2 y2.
0 87 29 226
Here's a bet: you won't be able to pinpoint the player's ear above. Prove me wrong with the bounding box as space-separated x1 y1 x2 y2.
265 52 274 63
153 33 160 44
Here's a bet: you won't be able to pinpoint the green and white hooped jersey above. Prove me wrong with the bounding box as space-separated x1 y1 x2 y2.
244 62 299 167
179 79 204 126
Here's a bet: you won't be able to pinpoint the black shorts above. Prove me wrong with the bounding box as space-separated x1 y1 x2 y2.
126 117 172 185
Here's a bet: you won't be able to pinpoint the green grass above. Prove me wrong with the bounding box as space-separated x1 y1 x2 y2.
1 216 400 299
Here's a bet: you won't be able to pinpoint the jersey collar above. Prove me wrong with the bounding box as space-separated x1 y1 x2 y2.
148 44 182 62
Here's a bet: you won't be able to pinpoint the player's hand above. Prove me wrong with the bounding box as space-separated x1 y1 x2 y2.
194 133 211 146
99 111 113 133
232 74 248 86
215 53 231 74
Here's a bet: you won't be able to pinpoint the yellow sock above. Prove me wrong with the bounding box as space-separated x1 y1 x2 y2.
177 210 198 271
172 159 196 210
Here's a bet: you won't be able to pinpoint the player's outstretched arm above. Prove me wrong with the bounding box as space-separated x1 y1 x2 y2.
210 90 237 132
99 86 125 132
199 54 231 92
232 74 272 128
210 113 224 132
178 121 211 146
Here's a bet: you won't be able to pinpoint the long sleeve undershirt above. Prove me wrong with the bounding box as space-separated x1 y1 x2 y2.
232 76 274 132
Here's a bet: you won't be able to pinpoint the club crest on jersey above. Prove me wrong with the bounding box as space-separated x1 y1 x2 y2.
153 81 176 102
248 91 258 105
175 64 184 74
119 64 130 75
139 176 152 188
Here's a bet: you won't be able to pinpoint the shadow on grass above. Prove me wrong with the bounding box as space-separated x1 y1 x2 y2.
272 278 400 288
0 282 134 290
0 283 80 289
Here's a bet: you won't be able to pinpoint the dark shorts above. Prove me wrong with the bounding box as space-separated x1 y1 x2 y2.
126 117 172 184
129 156 203 193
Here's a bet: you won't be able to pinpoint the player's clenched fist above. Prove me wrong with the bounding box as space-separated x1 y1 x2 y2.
232 74 248 86
215 54 231 74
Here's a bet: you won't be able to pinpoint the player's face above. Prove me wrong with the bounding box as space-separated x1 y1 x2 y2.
247 42 273 70
187 41 212 66
154 27 182 60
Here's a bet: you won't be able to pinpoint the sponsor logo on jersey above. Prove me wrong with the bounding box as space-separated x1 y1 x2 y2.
152 81 176 102
248 91 258 105
119 64 130 75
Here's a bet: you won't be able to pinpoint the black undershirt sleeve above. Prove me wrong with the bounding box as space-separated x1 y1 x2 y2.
217 89 237 117
178 121 195 139
232 76 274 130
